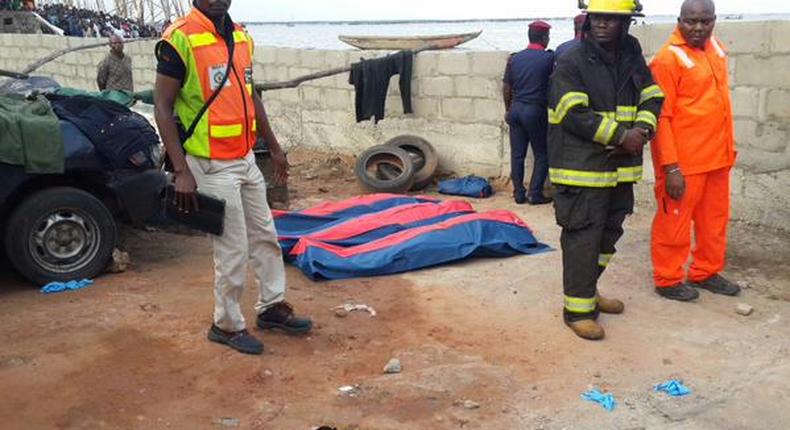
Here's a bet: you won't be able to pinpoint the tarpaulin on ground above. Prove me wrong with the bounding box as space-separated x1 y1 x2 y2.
275 194 551 280
273 193 440 252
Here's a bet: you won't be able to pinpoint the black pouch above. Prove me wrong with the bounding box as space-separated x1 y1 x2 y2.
553 186 592 231
164 185 226 236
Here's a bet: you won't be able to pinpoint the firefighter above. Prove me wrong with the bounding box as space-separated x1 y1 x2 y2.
549 0 664 340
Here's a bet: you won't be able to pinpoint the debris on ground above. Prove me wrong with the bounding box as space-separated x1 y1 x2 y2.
332 304 377 317
383 358 402 374
214 417 240 427
334 308 349 318
338 385 361 397
654 380 692 397
107 248 130 273
737 280 751 290
40 279 94 294
457 400 480 410
581 388 617 412
736 303 754 316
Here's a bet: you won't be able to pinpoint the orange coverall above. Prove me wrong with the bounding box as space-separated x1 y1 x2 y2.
649 28 736 288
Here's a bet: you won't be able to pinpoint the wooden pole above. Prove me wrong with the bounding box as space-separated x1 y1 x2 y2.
256 44 440 92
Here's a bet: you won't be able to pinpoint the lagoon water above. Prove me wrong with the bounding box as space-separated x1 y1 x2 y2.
245 14 790 51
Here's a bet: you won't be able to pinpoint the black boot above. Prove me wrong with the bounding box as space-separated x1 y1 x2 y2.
690 275 741 296
207 325 264 355
257 302 313 335
655 283 700 302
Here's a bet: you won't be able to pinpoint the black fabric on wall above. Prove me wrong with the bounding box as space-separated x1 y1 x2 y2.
349 51 413 123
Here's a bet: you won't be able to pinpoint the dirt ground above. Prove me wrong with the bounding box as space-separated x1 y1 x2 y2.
1 152 789 430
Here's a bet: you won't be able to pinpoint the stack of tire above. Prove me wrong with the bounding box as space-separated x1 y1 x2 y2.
355 135 439 193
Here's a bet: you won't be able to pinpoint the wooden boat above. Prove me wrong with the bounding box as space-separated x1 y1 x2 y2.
338 30 482 50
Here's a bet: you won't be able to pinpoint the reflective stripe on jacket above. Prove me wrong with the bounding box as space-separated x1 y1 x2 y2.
649 27 735 176
162 8 256 160
548 35 664 188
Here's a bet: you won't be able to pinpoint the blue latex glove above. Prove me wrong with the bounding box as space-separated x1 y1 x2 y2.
41 279 94 294
655 380 692 397
581 388 617 411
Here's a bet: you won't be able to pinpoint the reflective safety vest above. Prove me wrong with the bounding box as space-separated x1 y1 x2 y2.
548 35 664 188
162 8 256 160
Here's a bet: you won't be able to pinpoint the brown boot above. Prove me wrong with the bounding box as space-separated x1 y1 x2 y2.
597 295 625 314
565 319 605 340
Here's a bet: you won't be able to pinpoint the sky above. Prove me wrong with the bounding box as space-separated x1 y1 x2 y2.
233 0 790 22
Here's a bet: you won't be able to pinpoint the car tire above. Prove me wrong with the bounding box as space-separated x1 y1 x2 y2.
4 187 117 286
355 145 415 194
384 135 438 190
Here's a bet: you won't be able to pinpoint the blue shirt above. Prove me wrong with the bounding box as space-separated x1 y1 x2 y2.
555 38 581 61
503 44 555 107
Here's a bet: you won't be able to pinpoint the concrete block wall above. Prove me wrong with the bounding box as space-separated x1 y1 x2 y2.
1 21 789 230
256 48 511 177
632 22 790 230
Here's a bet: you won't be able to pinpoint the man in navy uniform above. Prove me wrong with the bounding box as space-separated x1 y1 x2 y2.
556 14 587 59
503 20 555 205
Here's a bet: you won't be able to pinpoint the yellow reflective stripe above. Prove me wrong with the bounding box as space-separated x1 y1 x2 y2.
549 168 618 188
616 106 637 122
246 83 253 95
233 30 248 44
549 91 590 125
252 120 257 132
599 253 614 267
593 115 619 145
617 166 644 183
210 124 243 138
635 110 658 129
565 295 598 313
639 84 665 104
188 32 219 48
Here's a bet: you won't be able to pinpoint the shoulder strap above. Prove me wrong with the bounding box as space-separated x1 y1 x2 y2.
183 35 236 141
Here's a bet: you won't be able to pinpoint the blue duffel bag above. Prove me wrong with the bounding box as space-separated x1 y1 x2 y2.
438 176 494 198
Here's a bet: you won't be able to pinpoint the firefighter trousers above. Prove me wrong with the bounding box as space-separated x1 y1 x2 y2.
554 183 634 322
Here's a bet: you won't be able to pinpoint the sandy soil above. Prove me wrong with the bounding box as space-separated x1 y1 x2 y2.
1 153 789 430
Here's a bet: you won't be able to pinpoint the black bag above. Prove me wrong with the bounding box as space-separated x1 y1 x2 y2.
164 185 226 236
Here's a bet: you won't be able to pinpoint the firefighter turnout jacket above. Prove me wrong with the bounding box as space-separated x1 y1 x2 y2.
548 35 664 188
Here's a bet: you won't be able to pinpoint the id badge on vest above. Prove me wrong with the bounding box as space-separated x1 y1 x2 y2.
209 64 231 91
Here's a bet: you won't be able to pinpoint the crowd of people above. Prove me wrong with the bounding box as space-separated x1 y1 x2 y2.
1 1 163 38
37 3 161 38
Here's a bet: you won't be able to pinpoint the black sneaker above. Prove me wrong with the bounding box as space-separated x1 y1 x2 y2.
655 283 700 302
528 194 553 205
690 275 741 296
257 302 313 335
207 325 264 355
514 193 527 205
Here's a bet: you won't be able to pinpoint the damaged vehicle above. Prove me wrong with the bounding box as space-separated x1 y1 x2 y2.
0 77 166 285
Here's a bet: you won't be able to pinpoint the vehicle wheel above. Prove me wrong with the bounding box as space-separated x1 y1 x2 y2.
384 135 438 190
5 187 117 285
355 145 415 194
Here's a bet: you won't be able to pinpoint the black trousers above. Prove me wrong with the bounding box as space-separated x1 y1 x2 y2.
508 102 549 199
553 184 634 322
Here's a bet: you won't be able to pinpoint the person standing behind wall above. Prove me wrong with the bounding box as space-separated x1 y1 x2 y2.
502 20 555 205
96 35 133 92
649 0 741 302
555 14 587 60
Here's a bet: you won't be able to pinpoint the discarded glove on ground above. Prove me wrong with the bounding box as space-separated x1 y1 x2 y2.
40 279 94 294
581 388 617 411
655 380 692 397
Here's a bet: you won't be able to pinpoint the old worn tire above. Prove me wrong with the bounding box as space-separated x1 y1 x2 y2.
355 145 415 193
4 187 117 286
384 135 438 190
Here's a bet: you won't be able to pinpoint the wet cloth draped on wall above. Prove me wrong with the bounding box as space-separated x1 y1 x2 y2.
349 51 414 123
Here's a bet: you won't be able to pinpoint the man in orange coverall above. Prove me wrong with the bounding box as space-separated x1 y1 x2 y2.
650 0 740 302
